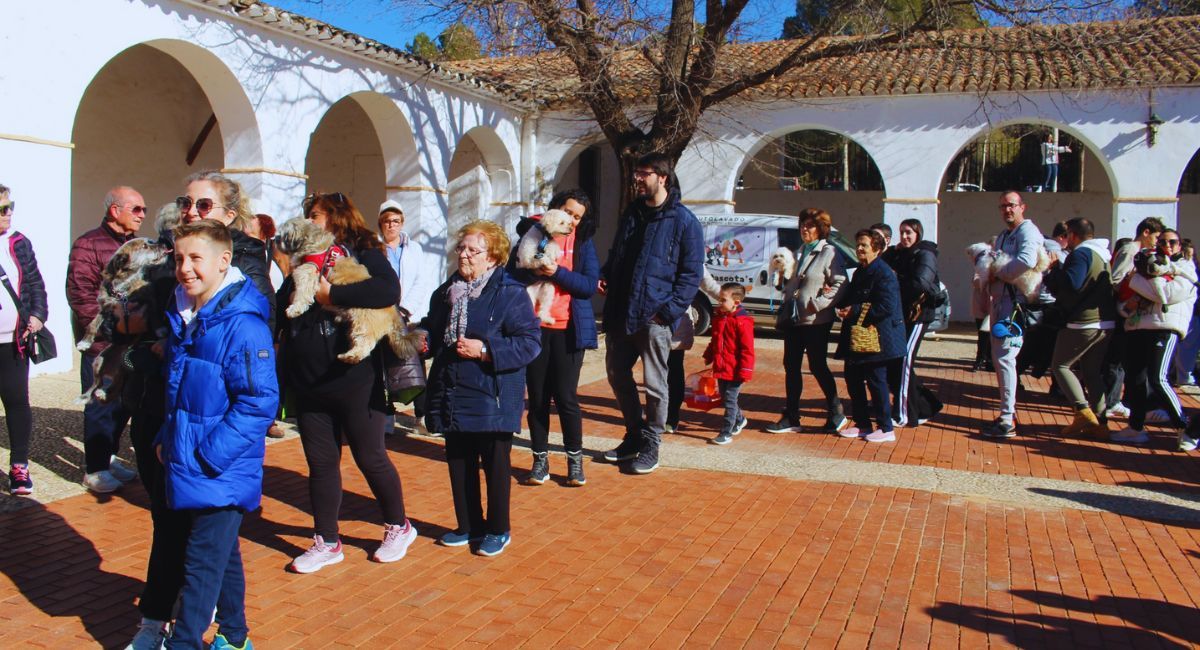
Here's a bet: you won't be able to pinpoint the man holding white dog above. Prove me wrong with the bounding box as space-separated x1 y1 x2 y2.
598 153 703 474
983 190 1046 439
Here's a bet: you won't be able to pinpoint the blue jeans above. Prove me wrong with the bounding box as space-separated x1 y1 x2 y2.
80 352 131 473
1042 163 1059 191
166 507 247 649
718 379 744 435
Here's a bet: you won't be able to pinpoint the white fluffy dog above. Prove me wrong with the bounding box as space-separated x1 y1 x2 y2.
515 209 577 324
966 241 1052 302
768 247 796 289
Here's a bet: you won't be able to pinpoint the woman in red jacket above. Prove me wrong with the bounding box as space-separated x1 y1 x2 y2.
703 282 755 445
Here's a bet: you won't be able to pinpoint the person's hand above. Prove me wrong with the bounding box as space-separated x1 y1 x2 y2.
597 279 607 295
535 260 558 277
456 337 485 360
836 306 852 319
25 316 42 334
315 275 333 306
155 444 163 464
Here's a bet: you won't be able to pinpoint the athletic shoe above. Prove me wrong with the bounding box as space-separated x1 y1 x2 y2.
8 464 32 496
1145 409 1171 424
439 530 478 547
374 520 417 563
765 415 800 434
711 432 733 445
663 423 676 434
1178 432 1198 452
475 532 511 557
631 444 659 474
291 535 344 574
108 456 138 483
731 416 748 436
524 452 549 485
864 430 896 443
981 419 1017 439
566 451 586 487
823 414 850 433
266 422 287 439
209 633 253 649
124 617 170 650
1105 403 1131 419
83 470 123 494
601 438 640 463
839 426 865 439
892 419 907 429
1110 428 1149 444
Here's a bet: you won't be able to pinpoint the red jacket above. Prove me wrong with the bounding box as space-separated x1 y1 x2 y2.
703 307 755 382
67 222 134 354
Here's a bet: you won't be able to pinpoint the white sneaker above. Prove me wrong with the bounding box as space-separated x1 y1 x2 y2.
124 617 169 650
83 470 123 494
1179 432 1198 452
1105 403 1131 419
291 535 345 574
108 456 138 483
1145 409 1171 424
1110 428 1150 444
374 521 417 563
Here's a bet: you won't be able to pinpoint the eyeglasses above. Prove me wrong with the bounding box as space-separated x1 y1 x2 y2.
381 218 403 226
176 196 225 217
303 192 347 214
632 170 656 179
0 202 13 216
455 244 487 258
998 202 1023 210
122 203 147 215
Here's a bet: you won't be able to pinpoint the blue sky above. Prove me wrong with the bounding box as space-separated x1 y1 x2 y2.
266 0 794 53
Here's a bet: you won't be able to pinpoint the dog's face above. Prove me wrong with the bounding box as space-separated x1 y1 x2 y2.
1134 248 1171 277
106 238 171 279
966 243 991 262
768 248 793 272
275 218 336 262
538 209 576 237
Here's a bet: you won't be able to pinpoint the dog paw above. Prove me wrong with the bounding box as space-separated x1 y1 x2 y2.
337 351 368 364
285 305 307 319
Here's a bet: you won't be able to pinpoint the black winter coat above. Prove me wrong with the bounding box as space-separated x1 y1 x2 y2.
886 241 940 325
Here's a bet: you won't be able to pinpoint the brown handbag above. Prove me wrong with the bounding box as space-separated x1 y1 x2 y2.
849 302 882 354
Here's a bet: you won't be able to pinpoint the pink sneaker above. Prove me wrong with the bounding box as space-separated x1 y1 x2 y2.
838 427 864 439
291 535 344 574
374 520 417 563
864 430 896 443
9 464 32 496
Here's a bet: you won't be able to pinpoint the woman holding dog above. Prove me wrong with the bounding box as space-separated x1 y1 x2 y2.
508 189 599 488
886 218 944 427
284 192 416 574
767 208 848 434
423 220 541 556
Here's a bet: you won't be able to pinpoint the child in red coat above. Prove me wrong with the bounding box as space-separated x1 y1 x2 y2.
703 283 756 444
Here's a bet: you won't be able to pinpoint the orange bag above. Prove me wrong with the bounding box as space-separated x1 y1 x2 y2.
684 369 721 411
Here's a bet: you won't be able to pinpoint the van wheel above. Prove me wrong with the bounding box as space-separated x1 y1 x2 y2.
692 295 713 336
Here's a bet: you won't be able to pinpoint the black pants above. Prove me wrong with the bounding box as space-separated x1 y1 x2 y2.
0 344 32 466
666 350 685 428
80 351 131 473
890 322 942 424
781 322 838 417
296 380 407 540
526 329 584 453
1124 330 1187 431
845 360 893 433
444 432 512 536
1103 326 1127 411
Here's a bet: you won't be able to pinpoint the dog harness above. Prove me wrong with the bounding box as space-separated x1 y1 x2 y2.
303 244 351 279
532 222 551 259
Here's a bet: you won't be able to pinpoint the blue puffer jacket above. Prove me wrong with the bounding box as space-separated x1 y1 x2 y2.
601 187 704 335
834 256 906 364
423 267 542 433
507 219 600 351
156 274 279 511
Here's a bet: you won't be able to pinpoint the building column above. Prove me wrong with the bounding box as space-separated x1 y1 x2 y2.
1113 197 1178 239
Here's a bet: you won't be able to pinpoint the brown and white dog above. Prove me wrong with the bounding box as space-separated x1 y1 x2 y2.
274 218 421 364
515 209 576 324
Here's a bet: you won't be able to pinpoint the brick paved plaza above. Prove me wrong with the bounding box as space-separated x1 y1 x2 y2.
2 332 1200 648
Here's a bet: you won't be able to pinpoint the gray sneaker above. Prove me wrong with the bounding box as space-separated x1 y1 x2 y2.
631 443 659 474
981 419 1016 439
124 617 170 650
525 452 549 485
83 470 123 494
108 456 138 483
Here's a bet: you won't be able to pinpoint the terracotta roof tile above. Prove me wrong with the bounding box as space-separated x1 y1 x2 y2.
445 15 1200 108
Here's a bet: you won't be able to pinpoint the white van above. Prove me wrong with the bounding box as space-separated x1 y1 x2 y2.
692 213 858 333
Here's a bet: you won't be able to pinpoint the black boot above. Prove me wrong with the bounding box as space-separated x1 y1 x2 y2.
822 399 848 432
566 450 586 487
525 452 549 485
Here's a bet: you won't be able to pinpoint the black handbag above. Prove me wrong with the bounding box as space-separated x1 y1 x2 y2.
0 267 55 364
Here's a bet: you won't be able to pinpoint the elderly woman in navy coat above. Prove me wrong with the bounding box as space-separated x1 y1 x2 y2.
423 220 541 557
834 229 907 443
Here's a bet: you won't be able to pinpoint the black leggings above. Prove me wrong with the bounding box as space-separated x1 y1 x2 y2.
782 322 838 417
526 329 584 453
1125 330 1187 431
445 432 512 536
296 381 407 540
0 344 32 466
890 322 942 424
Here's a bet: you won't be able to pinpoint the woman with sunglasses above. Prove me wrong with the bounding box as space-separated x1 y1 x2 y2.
283 192 416 574
0 185 47 496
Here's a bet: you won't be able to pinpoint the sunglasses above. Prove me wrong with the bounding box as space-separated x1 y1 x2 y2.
123 204 148 215
0 202 12 216
303 192 347 214
176 196 225 217
1162 239 1181 247
998 202 1023 210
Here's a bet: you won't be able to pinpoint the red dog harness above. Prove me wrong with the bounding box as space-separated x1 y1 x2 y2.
302 244 351 279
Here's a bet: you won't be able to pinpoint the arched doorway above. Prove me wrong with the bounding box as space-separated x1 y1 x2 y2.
305 96 389 224
1178 147 1200 236
555 141 621 256
446 126 516 239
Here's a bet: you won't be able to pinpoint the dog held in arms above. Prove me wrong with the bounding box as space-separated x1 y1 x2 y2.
515 209 577 325
274 217 421 364
965 241 1052 302
768 247 797 290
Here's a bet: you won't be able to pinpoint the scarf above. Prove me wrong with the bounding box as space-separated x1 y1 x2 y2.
796 240 819 270
444 266 496 346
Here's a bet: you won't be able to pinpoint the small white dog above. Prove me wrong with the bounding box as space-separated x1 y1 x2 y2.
516 209 577 324
966 241 1052 302
768 247 796 289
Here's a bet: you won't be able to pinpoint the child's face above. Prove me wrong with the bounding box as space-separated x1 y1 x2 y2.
717 290 740 314
175 235 232 307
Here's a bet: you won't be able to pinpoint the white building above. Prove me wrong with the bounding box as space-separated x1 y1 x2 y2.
3 0 1199 374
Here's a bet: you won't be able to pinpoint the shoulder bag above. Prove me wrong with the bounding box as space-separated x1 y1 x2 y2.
849 302 882 354
0 267 55 363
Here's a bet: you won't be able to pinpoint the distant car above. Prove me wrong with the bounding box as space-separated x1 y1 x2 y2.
945 183 983 192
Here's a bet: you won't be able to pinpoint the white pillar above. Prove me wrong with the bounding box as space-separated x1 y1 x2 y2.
1113 198 1178 239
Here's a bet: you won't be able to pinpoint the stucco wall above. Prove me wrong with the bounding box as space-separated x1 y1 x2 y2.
305 97 386 222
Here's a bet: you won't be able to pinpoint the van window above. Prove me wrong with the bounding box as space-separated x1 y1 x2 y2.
778 227 801 252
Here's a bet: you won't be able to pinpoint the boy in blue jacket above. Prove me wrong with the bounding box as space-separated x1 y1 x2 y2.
155 220 278 650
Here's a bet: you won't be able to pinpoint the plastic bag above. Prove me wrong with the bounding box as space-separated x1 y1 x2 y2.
684 369 721 411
